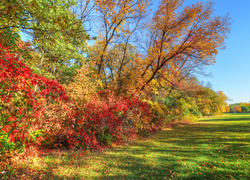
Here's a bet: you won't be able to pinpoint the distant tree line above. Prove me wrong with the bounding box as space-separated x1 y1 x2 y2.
226 103 250 113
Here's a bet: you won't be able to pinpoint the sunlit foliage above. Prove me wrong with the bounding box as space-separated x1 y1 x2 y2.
0 0 232 173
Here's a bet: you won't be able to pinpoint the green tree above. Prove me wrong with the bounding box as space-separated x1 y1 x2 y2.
0 0 89 82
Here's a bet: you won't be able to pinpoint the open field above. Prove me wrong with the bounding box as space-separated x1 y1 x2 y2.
2 113 250 179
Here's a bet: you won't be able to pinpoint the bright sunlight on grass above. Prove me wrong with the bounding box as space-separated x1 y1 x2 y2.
4 113 250 179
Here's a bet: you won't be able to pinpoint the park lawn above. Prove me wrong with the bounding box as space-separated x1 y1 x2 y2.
2 113 250 179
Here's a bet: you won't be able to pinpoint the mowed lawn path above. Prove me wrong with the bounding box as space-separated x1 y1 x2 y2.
13 114 250 180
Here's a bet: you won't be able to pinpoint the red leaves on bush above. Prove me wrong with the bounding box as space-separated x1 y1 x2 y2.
0 42 69 151
0 42 156 155
9 134 15 143
2 125 11 133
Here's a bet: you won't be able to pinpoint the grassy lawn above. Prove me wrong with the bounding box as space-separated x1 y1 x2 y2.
3 113 250 179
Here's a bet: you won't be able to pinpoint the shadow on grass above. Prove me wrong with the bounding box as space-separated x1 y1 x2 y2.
5 114 250 180
98 115 250 180
201 113 250 122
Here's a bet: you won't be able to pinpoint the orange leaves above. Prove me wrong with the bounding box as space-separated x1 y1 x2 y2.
139 0 231 90
93 0 150 78
234 105 242 113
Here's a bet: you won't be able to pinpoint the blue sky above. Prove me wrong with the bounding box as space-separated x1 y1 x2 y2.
152 0 250 104
21 0 249 104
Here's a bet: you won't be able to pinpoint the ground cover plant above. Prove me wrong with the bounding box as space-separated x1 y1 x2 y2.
1 113 249 179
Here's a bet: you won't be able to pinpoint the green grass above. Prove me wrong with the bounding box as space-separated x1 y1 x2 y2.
3 113 250 179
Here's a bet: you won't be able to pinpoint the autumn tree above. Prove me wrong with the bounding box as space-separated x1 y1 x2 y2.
223 105 230 113
233 105 241 113
137 0 231 90
91 0 150 86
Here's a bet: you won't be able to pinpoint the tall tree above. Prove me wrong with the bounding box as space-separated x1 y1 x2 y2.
138 0 231 90
92 0 150 84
